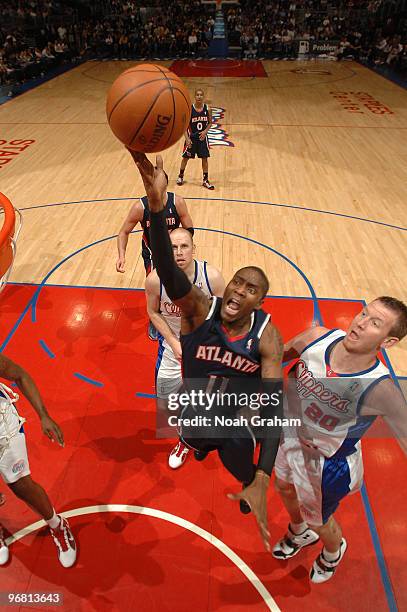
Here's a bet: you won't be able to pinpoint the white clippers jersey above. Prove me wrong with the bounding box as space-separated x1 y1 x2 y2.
0 383 25 457
159 260 213 346
286 329 389 458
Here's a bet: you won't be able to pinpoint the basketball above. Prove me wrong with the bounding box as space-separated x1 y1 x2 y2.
106 64 191 153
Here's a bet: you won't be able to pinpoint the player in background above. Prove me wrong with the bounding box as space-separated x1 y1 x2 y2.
176 88 215 190
116 148 194 340
0 354 77 567
272 297 407 583
145 227 225 468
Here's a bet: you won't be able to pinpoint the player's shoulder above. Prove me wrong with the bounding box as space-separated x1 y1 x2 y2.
259 319 284 354
174 193 186 206
205 261 222 278
129 199 144 217
292 325 332 353
301 325 331 342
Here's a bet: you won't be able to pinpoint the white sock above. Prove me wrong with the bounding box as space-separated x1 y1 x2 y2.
290 521 307 534
46 510 61 530
322 546 340 562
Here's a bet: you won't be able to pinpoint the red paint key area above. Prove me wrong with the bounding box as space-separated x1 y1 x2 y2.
0 285 404 611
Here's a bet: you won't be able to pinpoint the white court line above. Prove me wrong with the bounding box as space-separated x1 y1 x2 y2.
6 504 281 612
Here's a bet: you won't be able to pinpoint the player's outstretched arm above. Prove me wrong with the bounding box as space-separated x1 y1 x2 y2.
116 202 143 273
362 377 407 454
0 353 64 446
133 151 210 328
176 195 194 231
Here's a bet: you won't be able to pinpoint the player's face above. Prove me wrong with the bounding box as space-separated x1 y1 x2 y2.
343 301 400 353
195 90 204 104
221 270 264 323
171 232 193 270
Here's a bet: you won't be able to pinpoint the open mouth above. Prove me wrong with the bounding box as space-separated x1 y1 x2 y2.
349 330 359 340
225 298 240 315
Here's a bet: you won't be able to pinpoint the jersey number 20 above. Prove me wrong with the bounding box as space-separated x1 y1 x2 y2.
304 402 339 431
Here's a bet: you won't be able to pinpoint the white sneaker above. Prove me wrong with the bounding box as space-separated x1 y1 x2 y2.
168 441 189 469
310 538 347 584
176 176 184 185
202 179 214 190
272 524 319 560
0 525 9 565
50 516 77 568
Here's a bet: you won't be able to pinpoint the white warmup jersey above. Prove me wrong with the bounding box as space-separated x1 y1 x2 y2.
285 328 390 458
0 383 30 483
155 260 214 396
0 383 25 457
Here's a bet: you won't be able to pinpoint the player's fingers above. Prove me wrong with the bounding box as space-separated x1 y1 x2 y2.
227 492 243 501
262 535 271 552
257 518 271 540
155 155 163 170
46 429 55 443
55 427 64 446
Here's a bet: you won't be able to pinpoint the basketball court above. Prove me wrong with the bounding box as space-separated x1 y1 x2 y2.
0 58 406 610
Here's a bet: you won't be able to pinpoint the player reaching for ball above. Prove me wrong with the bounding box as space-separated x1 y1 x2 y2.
177 89 215 190
135 152 284 552
116 148 194 341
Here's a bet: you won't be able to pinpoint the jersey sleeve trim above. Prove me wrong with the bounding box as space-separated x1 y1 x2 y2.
203 261 213 295
301 328 340 355
206 296 217 320
257 313 271 339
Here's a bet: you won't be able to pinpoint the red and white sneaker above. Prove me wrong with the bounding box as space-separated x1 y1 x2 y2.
168 441 190 469
50 516 77 568
202 179 214 190
0 524 9 565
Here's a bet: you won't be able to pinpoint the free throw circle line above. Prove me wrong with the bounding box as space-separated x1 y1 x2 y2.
6 503 280 612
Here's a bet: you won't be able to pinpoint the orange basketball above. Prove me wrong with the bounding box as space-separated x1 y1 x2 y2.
106 64 191 153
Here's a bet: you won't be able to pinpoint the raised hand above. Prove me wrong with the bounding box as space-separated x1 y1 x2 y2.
228 470 271 552
128 148 167 213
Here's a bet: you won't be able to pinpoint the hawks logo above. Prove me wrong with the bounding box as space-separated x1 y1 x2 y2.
208 108 234 148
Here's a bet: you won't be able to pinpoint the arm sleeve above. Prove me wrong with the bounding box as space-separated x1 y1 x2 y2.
256 378 283 476
150 210 192 301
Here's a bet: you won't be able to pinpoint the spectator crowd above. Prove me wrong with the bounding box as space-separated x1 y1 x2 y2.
229 0 406 70
1 0 406 90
